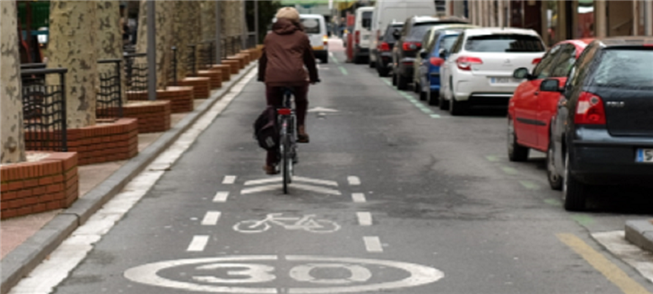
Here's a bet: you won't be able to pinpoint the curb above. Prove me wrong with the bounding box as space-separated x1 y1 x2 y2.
0 62 258 294
625 220 653 253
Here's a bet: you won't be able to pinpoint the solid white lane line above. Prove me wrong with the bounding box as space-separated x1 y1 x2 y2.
357 212 372 226
213 191 229 202
201 211 221 226
244 177 282 186
222 175 237 184
241 184 281 195
364 236 383 252
352 193 366 203
187 235 210 252
347 176 361 186
293 176 339 187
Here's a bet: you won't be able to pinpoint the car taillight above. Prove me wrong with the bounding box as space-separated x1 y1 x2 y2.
456 56 483 71
355 31 360 44
430 57 444 66
574 92 606 125
323 35 328 45
379 41 390 52
402 42 421 51
532 58 542 64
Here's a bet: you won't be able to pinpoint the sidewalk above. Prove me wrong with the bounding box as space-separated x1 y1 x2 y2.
0 62 258 294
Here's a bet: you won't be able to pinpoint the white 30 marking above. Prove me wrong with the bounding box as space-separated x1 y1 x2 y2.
124 255 444 293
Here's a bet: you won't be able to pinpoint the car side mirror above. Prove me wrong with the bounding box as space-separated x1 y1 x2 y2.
419 50 428 59
513 67 531 80
438 48 448 58
392 30 401 40
540 79 562 92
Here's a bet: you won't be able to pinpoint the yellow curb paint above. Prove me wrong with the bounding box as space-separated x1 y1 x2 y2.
557 233 652 294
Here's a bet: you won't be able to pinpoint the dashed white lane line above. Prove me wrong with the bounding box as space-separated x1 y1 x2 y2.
357 212 372 226
352 193 366 203
363 236 383 252
201 211 221 226
222 175 237 184
347 176 361 186
212 191 229 202
187 235 210 252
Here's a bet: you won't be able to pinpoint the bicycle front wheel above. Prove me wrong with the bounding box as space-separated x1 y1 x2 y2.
281 119 291 194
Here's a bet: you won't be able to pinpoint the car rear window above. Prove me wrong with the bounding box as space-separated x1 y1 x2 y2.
301 18 321 34
440 35 459 51
589 49 653 88
383 25 403 40
409 23 441 38
464 34 545 52
362 11 372 28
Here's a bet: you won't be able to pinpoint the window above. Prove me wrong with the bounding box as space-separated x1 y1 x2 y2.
421 29 433 50
464 34 545 53
532 45 562 79
409 23 439 39
362 11 372 29
301 18 321 34
450 33 465 54
550 44 577 77
439 35 459 52
589 49 653 88
567 44 597 88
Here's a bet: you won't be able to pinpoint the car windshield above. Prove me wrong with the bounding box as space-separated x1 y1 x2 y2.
301 18 321 34
440 35 459 51
464 34 545 52
590 49 653 88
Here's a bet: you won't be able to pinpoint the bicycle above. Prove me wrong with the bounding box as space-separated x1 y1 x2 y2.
233 213 340 234
277 87 298 194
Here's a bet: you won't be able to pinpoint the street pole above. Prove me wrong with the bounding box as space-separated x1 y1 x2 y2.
646 0 653 36
254 0 259 46
147 0 156 101
242 0 248 49
215 0 221 64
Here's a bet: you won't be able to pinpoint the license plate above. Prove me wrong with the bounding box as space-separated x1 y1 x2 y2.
636 148 653 163
490 77 519 84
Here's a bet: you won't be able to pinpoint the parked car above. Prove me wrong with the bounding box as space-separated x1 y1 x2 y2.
542 37 653 211
392 16 468 91
439 28 545 115
414 25 476 105
373 21 404 77
300 14 329 64
371 0 436 69
351 6 374 64
507 39 592 176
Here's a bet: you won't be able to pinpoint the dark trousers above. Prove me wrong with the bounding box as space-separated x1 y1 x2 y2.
265 84 309 166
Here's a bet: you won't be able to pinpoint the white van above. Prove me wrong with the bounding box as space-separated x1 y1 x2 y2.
370 0 436 65
352 6 374 64
299 14 329 64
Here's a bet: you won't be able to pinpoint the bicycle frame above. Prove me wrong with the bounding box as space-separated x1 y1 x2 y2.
278 88 297 194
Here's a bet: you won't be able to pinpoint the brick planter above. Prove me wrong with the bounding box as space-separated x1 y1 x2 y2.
123 100 171 133
197 70 223 89
66 118 139 165
178 77 211 99
226 56 245 69
211 64 232 81
239 51 253 63
1 152 78 219
221 60 240 74
127 86 194 113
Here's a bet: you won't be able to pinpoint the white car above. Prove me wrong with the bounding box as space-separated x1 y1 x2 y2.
352 6 374 64
439 28 546 115
300 14 329 64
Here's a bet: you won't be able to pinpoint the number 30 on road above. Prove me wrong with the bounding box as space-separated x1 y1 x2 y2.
124 255 444 293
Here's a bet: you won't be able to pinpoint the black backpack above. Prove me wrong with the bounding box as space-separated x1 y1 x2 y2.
253 106 279 151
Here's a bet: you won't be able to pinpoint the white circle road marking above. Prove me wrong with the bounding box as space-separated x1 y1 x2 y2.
124 255 444 293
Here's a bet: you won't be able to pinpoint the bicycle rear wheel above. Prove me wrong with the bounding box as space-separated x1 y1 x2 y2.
281 118 291 194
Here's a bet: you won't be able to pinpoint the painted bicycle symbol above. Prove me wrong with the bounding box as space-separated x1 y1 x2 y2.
233 213 340 233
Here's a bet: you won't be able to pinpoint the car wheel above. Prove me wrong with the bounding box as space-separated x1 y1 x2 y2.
547 139 563 190
428 90 439 106
378 67 389 77
449 97 468 116
439 94 448 110
392 72 397 86
321 55 329 64
397 74 408 90
369 59 376 68
507 118 529 161
563 152 587 211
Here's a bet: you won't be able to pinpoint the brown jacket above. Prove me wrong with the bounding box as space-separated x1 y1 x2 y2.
258 19 319 87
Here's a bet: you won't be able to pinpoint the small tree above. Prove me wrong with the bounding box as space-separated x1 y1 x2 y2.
135 0 173 89
1 1 26 164
97 0 126 103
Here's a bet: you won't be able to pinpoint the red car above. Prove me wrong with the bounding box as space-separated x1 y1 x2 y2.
507 39 593 165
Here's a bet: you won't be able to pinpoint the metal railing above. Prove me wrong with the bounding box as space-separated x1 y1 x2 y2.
186 44 197 77
200 40 216 70
20 66 68 152
246 32 257 49
169 46 178 86
221 36 242 58
97 59 123 119
124 52 148 92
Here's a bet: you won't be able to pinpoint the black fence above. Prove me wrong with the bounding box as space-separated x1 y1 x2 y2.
199 40 216 70
124 53 148 92
186 44 197 77
97 59 123 119
245 32 257 49
221 36 242 59
20 66 68 152
169 46 178 86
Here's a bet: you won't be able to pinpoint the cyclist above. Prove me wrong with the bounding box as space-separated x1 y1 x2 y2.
258 7 319 175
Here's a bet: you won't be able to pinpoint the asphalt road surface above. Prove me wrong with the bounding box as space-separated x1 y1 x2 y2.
15 40 653 294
